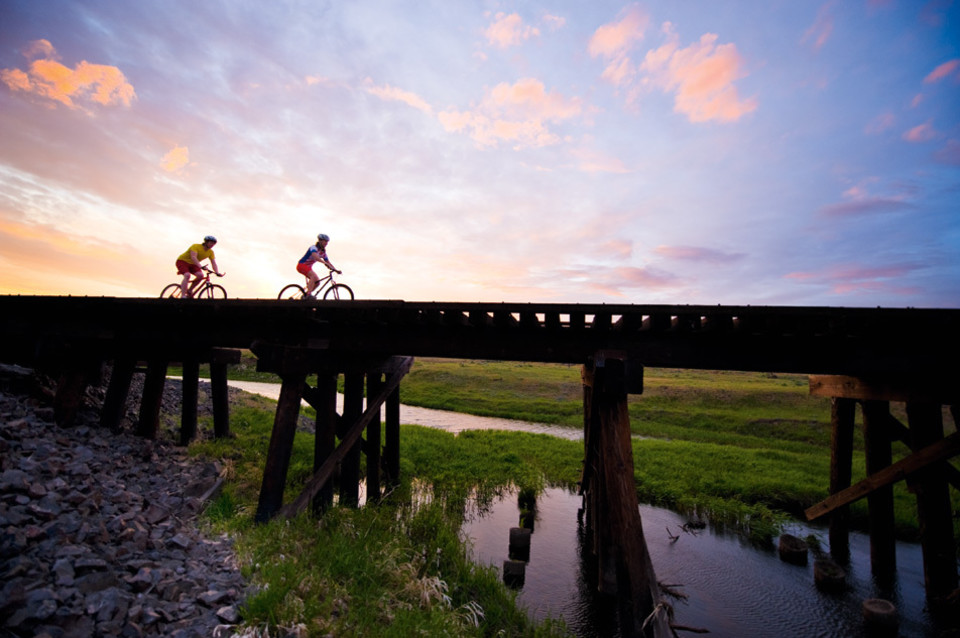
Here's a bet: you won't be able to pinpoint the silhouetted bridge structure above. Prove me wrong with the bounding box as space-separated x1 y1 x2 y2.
1 296 957 637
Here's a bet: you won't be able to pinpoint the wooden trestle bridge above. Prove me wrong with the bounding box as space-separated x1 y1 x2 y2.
1 296 958 637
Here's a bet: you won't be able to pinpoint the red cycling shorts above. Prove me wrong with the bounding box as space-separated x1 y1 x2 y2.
176 260 201 275
296 262 314 276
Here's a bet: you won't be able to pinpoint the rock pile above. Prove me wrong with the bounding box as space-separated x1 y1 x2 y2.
0 365 248 637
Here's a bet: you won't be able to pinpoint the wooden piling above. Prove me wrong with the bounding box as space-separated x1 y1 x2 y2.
340 372 364 507
829 397 856 561
101 357 135 432
862 400 897 582
582 354 668 638
906 401 958 599
136 359 167 439
180 357 199 445
384 381 401 484
210 349 234 438
254 372 305 523
366 370 383 504
312 372 338 515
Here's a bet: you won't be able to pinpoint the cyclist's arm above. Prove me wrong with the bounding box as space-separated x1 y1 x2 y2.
210 257 221 276
321 257 340 273
189 249 203 269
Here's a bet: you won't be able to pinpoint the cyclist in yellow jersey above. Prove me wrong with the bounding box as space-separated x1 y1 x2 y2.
176 235 222 298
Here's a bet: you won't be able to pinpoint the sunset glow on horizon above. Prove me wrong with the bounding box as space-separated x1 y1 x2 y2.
1 1 958 307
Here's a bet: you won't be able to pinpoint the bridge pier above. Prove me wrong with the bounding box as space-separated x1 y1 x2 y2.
251 341 413 523
808 375 959 603
581 352 669 638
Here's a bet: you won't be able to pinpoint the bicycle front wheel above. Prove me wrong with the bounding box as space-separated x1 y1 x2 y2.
202 284 227 299
161 284 183 298
323 283 354 300
279 284 307 300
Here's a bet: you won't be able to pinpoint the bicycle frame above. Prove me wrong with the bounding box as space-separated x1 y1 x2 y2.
161 267 227 299
278 270 353 300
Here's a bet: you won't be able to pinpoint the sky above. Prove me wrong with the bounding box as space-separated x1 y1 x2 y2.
1 1 958 308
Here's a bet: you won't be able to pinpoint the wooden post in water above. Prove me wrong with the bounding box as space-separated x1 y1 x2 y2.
829 397 856 561
906 401 958 600
862 400 897 583
340 371 364 507
582 353 668 638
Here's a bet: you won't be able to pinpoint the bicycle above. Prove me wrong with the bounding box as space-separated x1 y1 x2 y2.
278 270 354 300
161 267 227 299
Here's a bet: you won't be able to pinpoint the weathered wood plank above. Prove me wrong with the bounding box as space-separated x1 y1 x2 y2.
810 374 960 404
805 431 960 521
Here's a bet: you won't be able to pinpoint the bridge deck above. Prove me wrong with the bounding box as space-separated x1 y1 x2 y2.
1 296 957 379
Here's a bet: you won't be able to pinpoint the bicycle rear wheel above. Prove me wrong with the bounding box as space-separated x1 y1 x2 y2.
202 284 227 299
161 284 182 298
279 284 307 300
323 283 354 300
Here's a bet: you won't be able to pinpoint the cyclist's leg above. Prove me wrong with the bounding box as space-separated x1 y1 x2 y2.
305 270 320 295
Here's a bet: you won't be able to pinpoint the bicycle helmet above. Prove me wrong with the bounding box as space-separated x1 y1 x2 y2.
317 233 330 241
204 235 217 243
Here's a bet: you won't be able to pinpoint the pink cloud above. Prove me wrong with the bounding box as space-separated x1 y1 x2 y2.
864 112 894 135
934 139 960 165
641 31 757 123
902 122 937 142
801 3 835 52
364 80 433 114
923 59 960 84
485 12 540 48
161 146 190 173
438 78 581 149
818 197 913 217
785 263 922 297
588 5 649 59
655 245 744 263
0 40 136 110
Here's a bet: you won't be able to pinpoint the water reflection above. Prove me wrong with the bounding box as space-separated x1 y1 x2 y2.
462 487 944 638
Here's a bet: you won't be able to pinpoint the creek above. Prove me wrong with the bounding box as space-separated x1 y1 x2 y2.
225 380 949 637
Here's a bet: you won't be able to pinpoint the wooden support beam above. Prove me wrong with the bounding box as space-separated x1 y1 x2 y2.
210 348 238 438
101 357 135 433
136 359 167 439
366 371 383 504
906 402 958 599
384 383 401 484
180 358 199 445
340 372 364 508
312 372 338 515
810 374 959 404
863 401 896 581
583 354 667 638
278 360 411 519
828 397 856 561
254 373 306 523
805 431 960 521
